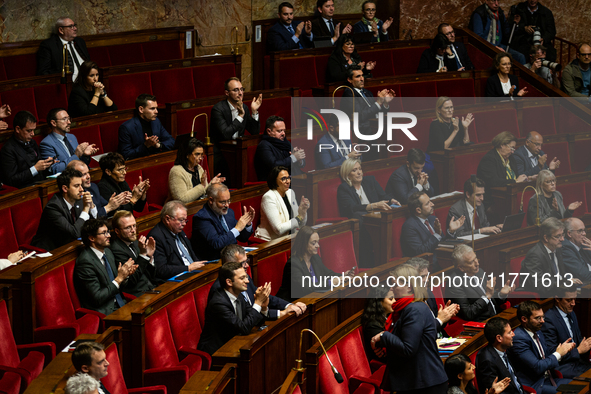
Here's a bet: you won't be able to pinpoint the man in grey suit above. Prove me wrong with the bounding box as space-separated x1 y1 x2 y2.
447 177 503 237
73 218 137 315
446 244 514 322
561 218 591 283
513 131 559 177
31 167 97 251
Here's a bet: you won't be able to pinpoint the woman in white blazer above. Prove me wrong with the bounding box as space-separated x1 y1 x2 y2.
255 166 310 241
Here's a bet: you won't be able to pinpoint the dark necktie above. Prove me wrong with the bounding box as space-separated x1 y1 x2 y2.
220 216 229 232
549 252 557 274
287 25 303 49
328 20 334 35
68 42 81 70
128 244 137 257
502 353 523 394
70 206 77 223
64 136 75 156
103 255 125 308
474 210 481 230
234 298 243 320
533 333 557 386
567 313 582 344
425 220 435 235
358 89 371 107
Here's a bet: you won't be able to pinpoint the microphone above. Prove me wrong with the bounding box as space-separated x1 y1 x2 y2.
520 185 541 226
295 328 344 384
470 174 477 249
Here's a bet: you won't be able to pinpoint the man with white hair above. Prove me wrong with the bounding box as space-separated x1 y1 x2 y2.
561 217 591 283
65 373 100 394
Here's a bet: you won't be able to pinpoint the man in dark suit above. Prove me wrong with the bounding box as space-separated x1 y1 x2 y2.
71 342 112 394
315 114 360 170
68 160 129 218
40 108 98 174
438 24 474 70
191 183 255 261
446 244 514 322
254 115 305 181
148 200 206 280
541 287 591 378
31 168 97 251
73 218 137 315
513 132 560 177
400 191 464 269
508 301 573 393
476 317 527 394
36 17 90 77
118 94 175 160
385 148 434 204
111 210 159 293
267 2 313 52
197 261 270 355
0 110 53 188
562 218 591 283
521 217 583 296
447 177 502 237
210 77 262 183
311 0 352 44
208 244 307 320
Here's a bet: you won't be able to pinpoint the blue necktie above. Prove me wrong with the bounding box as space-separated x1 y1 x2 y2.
220 216 229 232
328 20 334 35
103 255 125 308
175 234 193 265
503 353 523 394
287 25 303 49
64 136 75 156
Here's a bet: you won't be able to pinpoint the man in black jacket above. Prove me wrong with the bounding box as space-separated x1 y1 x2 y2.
36 17 90 78
512 0 557 62
438 23 474 71
311 0 352 45
0 110 53 188
267 2 313 51
254 115 305 181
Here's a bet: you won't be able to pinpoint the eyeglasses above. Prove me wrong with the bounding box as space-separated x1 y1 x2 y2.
172 216 188 224
527 139 542 147
550 233 564 240
505 145 516 151
544 179 556 185
114 166 128 173
57 117 71 122
97 231 111 237
280 176 292 182
217 199 231 206
571 229 587 234
60 24 77 29
532 315 545 321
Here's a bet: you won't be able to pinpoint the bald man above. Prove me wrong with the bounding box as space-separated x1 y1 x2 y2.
562 217 591 284
513 131 560 177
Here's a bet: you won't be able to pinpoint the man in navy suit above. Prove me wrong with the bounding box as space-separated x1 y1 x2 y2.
148 200 206 280
438 24 474 70
68 160 129 218
315 114 361 170
208 244 307 320
311 0 352 45
71 342 112 394
400 191 464 270
267 2 313 52
509 301 574 393
191 183 255 261
513 132 560 177
210 77 262 184
541 287 591 377
40 108 98 174
562 218 591 283
198 261 270 355
385 148 435 204
476 317 526 394
118 94 175 160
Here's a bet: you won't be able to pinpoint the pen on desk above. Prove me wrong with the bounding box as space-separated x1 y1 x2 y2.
205 378 214 390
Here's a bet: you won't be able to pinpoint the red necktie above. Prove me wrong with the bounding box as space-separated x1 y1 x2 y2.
425 220 435 235
474 211 481 230
534 333 557 386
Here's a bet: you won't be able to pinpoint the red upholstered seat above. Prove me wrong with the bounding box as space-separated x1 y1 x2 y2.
509 256 526 286
557 106 591 134
365 168 393 190
0 60 6 81
3 54 36 80
279 57 318 90
0 371 21 394
102 341 166 394
391 47 428 75
0 208 19 259
256 252 287 296
292 134 317 172
317 177 347 223
387 116 431 156
193 63 236 99
0 300 54 392
400 83 437 112
259 96 294 132
474 109 518 143
151 68 196 104
453 151 487 191
1 88 37 128
142 162 175 211
557 182 587 217
521 106 556 136
34 265 101 351
142 40 182 62
193 282 213 330
34 84 69 123
436 79 475 106
246 145 258 183
319 346 348 394
175 106 213 139
364 50 394 78
434 205 450 235
11 198 43 247
573 138 591 172
336 328 385 393
319 231 357 274
100 119 127 154
108 73 152 111
391 216 407 259
241 195 263 229
314 55 330 87
107 43 145 66
87 47 111 67
541 141 570 176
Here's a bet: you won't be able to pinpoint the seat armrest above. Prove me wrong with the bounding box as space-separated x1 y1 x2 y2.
143 366 190 394
348 375 380 393
127 385 167 394
178 346 212 370
17 343 56 367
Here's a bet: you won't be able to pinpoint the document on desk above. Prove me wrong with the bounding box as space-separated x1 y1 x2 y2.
457 234 490 241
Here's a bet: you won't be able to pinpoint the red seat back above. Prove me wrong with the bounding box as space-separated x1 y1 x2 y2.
144 308 180 369
474 109 519 143
142 162 175 209
389 116 431 156
259 96 293 134
0 301 21 368
454 151 487 191
151 68 196 104
100 120 127 154
436 79 475 106
318 177 343 221
541 141 571 176
256 252 287 296
167 293 202 351
87 47 111 68
364 50 394 77
400 83 437 112
35 266 77 327
319 231 357 274
319 346 348 394
391 216 407 259
34 84 69 123
193 64 236 99
108 73 152 111
314 55 330 86
364 168 391 190
63 260 82 310
0 371 21 394
102 344 129 394
142 41 182 62
0 209 18 258
193 282 213 330
3 54 36 80
522 106 556 136
241 195 263 229
392 47 428 75
70 125 104 165
335 328 372 380
176 106 214 139
108 43 145 66
279 57 318 90
1 88 37 127
509 256 526 286
11 198 43 246
247 145 258 183
557 182 587 217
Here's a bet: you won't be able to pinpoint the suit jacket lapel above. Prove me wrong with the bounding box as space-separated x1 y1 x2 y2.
414 216 433 239
205 204 224 233
51 133 70 159
89 248 112 284
163 225 184 263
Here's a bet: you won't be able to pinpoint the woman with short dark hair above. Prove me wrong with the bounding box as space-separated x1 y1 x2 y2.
68 60 117 118
417 34 458 73
325 34 375 83
445 354 509 394
361 286 394 363
485 52 528 97
98 152 149 214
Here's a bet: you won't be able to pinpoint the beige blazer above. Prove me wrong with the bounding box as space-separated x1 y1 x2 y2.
167 164 208 203
255 189 307 241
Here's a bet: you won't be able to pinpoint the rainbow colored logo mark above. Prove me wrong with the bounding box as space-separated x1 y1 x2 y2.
303 107 328 131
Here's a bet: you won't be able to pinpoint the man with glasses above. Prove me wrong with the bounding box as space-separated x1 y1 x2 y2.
211 77 262 185
74 218 137 315
437 23 474 71
191 183 255 260
521 217 583 295
41 108 98 174
353 1 392 43
513 131 560 178
561 218 591 284
148 200 206 280
118 94 175 160
110 210 160 292
562 43 591 98
509 301 574 393
37 17 90 78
